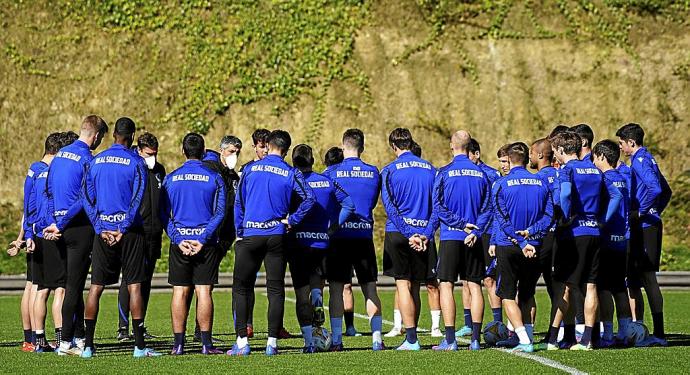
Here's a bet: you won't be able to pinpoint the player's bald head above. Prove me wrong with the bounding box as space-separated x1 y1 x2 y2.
451 130 471 152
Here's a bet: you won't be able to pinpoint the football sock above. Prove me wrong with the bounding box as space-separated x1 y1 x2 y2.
580 326 593 346
592 322 601 345
515 326 530 345
471 322 481 343
445 326 455 344
617 318 631 340
267 337 277 347
310 288 323 308
393 310 402 329
31 331 36 345
132 319 145 350
405 327 418 344
331 317 343 345
23 329 31 343
463 309 472 328
301 326 313 347
370 315 383 343
200 331 212 347
55 328 62 345
36 331 46 347
603 321 614 341
236 336 248 348
525 324 534 342
344 312 354 330
548 326 560 345
84 319 96 349
492 308 503 322
174 332 185 347
430 310 441 330
564 324 576 343
652 312 665 338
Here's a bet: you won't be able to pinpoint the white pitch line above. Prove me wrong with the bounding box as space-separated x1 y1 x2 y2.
273 292 587 374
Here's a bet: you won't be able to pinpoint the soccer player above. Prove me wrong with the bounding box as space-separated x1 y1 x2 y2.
162 133 226 355
231 130 315 356
44 115 108 356
432 131 491 351
497 144 511 175
325 129 385 351
381 128 437 351
494 142 554 353
547 131 622 351
116 132 166 341
288 144 355 352
592 139 633 347
80 117 159 358
571 124 594 160
616 123 672 346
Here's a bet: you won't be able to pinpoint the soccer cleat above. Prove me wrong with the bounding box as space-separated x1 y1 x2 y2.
34 343 55 353
396 340 421 351
64 346 83 356
117 329 132 342
372 341 386 351
57 341 71 356
21 342 35 352
313 307 326 327
226 344 251 356
546 343 560 351
570 343 592 351
201 345 224 355
496 334 519 348
510 343 534 353
80 347 94 358
277 327 292 339
430 327 443 338
558 340 575 350
469 340 481 351
142 328 158 340
74 337 86 351
265 345 278 356
133 347 162 357
170 345 184 355
345 326 361 337
384 327 404 337
636 336 668 347
329 343 344 352
455 326 472 337
432 339 458 351
302 345 317 354
246 325 254 339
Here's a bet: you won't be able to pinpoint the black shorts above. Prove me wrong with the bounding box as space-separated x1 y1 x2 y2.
91 229 146 286
37 238 67 290
540 230 556 278
30 239 44 285
553 235 600 287
25 252 33 282
426 240 438 281
383 232 429 282
168 243 222 286
327 238 378 284
437 240 485 283
629 222 662 274
481 233 496 279
287 241 327 289
598 247 627 293
495 245 541 300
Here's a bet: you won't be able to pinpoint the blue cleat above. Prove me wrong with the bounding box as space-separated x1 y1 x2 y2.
510 343 534 353
201 345 224 355
329 343 344 352
469 340 481 351
558 340 575 350
455 326 472 337
372 341 386 351
133 347 162 358
396 340 421 351
226 344 251 356
345 326 361 337
432 339 458 351
265 345 279 356
170 345 184 355
302 345 317 354
80 347 94 359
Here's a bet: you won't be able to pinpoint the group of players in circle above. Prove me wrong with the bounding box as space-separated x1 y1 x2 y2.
8 116 671 357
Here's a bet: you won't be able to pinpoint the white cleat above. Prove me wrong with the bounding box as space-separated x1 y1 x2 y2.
430 328 443 337
384 327 404 338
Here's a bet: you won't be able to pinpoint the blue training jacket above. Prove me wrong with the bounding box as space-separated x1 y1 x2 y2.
292 171 355 249
161 159 226 245
46 140 94 231
601 169 630 252
536 165 560 231
381 151 437 239
234 154 315 238
629 147 672 228
617 162 632 198
323 157 380 239
491 166 554 249
433 154 491 241
22 161 48 240
478 162 501 185
83 144 147 234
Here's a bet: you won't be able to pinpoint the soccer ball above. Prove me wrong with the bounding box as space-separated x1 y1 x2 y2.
623 321 649 346
483 321 509 345
312 326 332 352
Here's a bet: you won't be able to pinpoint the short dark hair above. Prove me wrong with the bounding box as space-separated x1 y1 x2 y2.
324 147 344 167
114 117 136 140
570 123 594 148
388 128 413 151
182 133 205 159
292 144 314 168
267 130 291 153
551 131 582 155
60 131 79 147
468 138 480 154
549 124 569 139
497 144 511 158
44 132 62 155
532 138 554 163
410 141 422 157
251 128 270 146
342 128 365 153
615 123 644 146
138 132 159 150
593 139 620 167
508 142 529 166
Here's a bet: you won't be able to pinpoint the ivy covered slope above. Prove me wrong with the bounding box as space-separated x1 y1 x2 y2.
0 0 689 273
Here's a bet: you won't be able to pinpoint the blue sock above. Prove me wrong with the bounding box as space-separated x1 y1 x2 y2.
301 325 313 347
471 322 481 343
492 308 503 322
406 327 418 344
464 309 472 327
310 288 323 307
445 326 455 344
580 326 593 346
330 317 343 345
370 315 382 334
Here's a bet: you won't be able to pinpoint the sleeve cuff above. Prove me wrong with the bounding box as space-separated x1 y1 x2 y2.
519 240 529 249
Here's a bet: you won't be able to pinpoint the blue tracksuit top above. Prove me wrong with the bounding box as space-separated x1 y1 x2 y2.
83 144 147 234
536 165 560 231
601 169 630 252
234 154 315 238
381 151 437 239
478 162 501 185
617 162 632 198
434 154 491 241
629 147 672 227
161 159 226 244
491 166 554 249
292 171 355 249
46 140 94 230
323 157 380 239
22 161 48 240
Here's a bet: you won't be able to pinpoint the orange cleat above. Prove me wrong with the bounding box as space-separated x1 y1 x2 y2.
247 325 254 339
21 342 35 352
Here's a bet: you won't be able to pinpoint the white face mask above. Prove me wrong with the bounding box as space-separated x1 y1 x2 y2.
224 153 238 169
144 155 156 170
